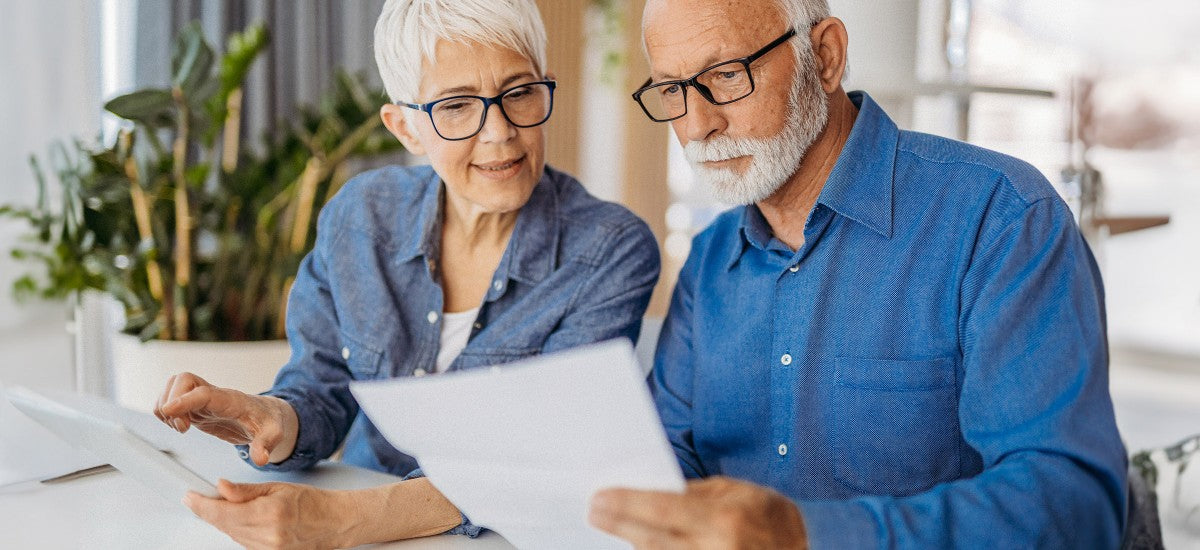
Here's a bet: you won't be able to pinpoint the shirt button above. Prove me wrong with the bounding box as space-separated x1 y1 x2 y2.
492 280 503 292
778 444 788 456
788 264 800 273
341 347 351 360
780 353 792 366
238 449 250 460
427 311 438 324
473 322 483 330
414 368 427 377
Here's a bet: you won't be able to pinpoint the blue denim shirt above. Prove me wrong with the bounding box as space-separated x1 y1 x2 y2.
249 164 659 534
651 92 1127 548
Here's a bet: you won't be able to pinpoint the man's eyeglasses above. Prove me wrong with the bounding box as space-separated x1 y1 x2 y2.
632 28 797 123
400 80 556 141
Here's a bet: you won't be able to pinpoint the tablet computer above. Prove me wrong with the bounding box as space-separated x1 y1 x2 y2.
4 386 219 502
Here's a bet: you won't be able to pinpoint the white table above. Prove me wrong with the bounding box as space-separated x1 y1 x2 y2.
0 392 515 549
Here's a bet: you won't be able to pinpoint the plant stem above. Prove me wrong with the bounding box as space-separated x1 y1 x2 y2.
222 88 243 174
171 86 192 341
289 116 382 254
120 133 169 340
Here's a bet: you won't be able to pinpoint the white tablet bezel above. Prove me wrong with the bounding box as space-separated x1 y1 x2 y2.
5 386 219 502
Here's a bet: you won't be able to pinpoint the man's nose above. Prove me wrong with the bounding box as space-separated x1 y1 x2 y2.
681 89 726 143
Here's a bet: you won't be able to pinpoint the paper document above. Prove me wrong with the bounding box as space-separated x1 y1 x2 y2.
0 386 104 487
350 339 685 550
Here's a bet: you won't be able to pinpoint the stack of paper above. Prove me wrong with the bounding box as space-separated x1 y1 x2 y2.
350 339 684 550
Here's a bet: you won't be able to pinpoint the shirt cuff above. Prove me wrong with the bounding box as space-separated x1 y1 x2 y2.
403 467 484 538
796 499 882 549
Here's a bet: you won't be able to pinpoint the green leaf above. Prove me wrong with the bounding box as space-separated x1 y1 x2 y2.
172 22 215 95
105 89 173 122
220 23 270 95
12 275 39 301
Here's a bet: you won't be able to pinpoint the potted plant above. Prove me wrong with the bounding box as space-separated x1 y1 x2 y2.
0 22 402 410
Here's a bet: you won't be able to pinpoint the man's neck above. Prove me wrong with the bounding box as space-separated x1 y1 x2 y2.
757 91 858 251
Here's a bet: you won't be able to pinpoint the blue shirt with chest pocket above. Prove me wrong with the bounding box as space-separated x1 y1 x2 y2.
651 91 1127 548
250 164 660 485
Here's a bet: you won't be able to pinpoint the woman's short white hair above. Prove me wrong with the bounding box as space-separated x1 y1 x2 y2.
374 0 549 104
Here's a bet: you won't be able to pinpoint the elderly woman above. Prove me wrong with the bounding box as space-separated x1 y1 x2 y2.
153 0 659 546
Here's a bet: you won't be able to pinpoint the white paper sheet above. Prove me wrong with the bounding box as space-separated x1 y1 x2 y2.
350 339 685 550
0 386 103 487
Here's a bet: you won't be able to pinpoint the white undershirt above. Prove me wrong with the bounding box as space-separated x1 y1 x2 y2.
435 308 479 373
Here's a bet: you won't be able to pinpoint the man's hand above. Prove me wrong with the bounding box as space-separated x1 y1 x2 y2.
184 479 357 550
589 476 808 550
153 372 299 466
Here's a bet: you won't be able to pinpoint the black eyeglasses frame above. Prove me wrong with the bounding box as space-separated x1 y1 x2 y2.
631 28 799 123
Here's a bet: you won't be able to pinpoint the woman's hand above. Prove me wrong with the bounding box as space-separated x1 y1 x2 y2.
154 372 299 465
186 478 465 549
185 479 358 550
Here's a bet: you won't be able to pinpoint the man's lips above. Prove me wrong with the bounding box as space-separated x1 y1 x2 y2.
701 155 750 167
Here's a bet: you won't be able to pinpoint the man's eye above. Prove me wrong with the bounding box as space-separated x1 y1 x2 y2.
661 84 682 96
715 70 744 81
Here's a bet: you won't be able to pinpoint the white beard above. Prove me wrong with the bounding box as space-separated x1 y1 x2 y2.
684 50 830 206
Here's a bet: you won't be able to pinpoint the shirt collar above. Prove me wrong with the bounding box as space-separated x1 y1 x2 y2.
726 91 898 270
496 167 561 287
398 165 561 292
816 91 896 239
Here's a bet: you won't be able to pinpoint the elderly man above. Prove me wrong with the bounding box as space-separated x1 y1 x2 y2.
589 0 1127 548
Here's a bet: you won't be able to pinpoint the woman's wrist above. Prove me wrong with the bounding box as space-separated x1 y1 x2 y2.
260 395 300 463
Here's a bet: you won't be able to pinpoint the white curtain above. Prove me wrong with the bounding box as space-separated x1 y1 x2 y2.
0 1 103 385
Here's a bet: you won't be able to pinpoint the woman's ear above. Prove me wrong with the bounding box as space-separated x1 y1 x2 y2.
380 104 427 156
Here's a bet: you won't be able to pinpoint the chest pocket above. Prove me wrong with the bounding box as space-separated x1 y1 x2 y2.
831 356 962 496
340 331 383 379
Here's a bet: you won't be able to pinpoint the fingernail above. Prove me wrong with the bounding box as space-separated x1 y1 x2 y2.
590 491 613 511
172 419 184 432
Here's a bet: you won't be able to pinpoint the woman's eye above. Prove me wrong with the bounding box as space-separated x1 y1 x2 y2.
506 88 532 100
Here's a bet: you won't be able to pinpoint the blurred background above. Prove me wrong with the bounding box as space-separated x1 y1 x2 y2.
0 0 1197 545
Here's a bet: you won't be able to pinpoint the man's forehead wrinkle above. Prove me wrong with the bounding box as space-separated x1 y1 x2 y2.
645 11 751 79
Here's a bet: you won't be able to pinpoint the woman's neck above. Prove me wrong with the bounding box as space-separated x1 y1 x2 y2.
441 188 519 252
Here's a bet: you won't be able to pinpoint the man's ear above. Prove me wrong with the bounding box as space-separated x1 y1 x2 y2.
380 104 427 156
810 17 849 94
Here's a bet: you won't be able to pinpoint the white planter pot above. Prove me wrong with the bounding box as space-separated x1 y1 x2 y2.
110 334 291 413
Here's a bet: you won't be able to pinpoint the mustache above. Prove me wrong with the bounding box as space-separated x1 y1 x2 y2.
684 135 770 164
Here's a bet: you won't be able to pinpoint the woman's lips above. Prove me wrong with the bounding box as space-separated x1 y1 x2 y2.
472 155 526 180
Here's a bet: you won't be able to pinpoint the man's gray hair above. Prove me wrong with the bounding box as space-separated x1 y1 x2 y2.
776 0 831 61
374 0 549 104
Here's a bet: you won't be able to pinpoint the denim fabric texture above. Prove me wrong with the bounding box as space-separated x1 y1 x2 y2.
241 164 660 536
651 91 1128 548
